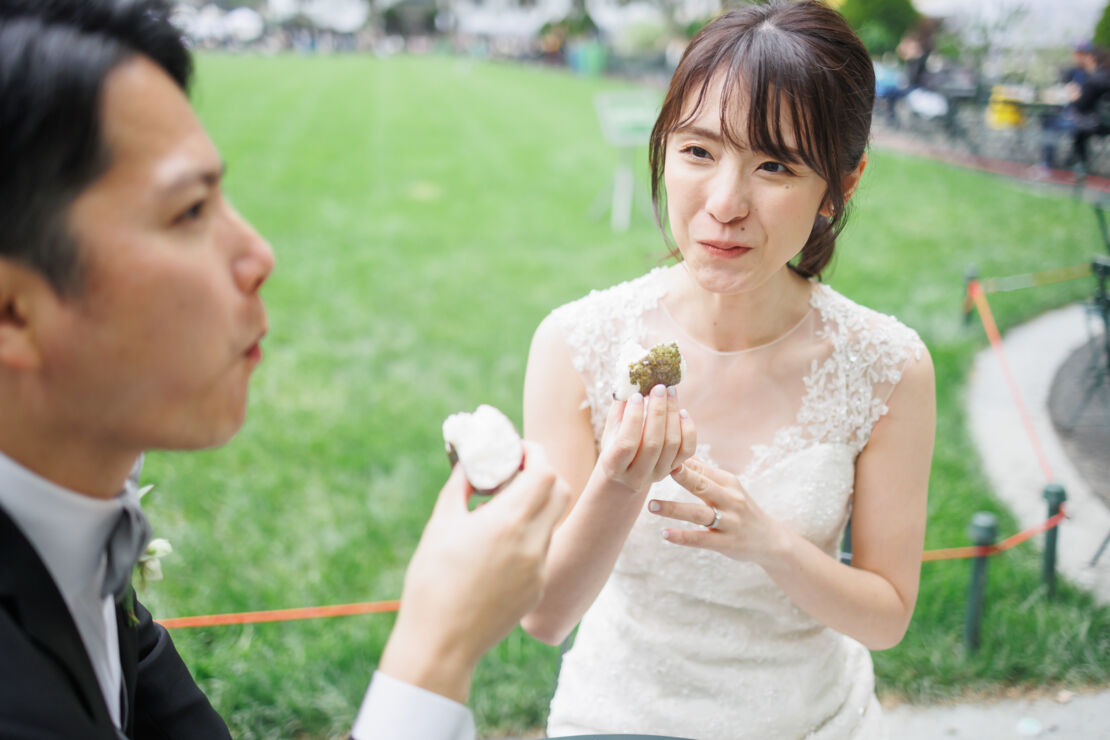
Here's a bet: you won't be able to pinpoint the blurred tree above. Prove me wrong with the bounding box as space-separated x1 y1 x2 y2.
934 4 1028 97
1096 1 1110 49
838 0 918 55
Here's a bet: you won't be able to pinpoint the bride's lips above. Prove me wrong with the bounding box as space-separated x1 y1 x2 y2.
697 240 752 258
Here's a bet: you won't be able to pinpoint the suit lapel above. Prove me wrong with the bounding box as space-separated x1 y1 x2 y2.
117 592 139 736
0 505 116 731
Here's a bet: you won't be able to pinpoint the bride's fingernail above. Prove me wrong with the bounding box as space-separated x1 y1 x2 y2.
667 386 677 399
648 500 660 513
630 393 643 405
661 529 672 540
679 409 690 420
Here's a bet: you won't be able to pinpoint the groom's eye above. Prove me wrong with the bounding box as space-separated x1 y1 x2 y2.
174 199 207 226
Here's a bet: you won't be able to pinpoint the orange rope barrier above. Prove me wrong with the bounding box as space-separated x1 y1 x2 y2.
966 279 1055 482
156 281 1071 629
158 599 400 629
921 506 1068 561
914 279 1067 563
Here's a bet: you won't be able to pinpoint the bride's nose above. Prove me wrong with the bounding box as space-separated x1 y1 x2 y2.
704 166 750 224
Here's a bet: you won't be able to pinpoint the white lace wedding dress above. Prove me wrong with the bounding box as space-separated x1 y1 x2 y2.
543 266 924 739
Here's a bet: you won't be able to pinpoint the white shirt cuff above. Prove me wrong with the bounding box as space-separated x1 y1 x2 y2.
351 671 476 740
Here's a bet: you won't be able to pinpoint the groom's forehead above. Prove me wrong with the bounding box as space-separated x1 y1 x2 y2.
97 58 217 198
67 56 220 265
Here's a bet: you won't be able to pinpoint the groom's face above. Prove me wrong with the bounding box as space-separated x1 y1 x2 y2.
34 55 274 453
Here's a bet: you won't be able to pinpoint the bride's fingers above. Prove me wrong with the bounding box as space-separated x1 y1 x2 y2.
675 409 697 465
680 457 743 491
601 398 627 442
651 393 683 479
661 527 715 549
628 385 668 474
605 394 643 469
670 462 715 501
648 498 717 527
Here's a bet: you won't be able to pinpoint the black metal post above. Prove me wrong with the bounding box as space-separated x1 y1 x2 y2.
1093 200 1110 255
965 512 998 653
1092 529 1110 567
839 518 852 565
1043 483 1067 598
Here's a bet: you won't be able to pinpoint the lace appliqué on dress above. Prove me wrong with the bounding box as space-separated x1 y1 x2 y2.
549 272 925 480
743 284 925 484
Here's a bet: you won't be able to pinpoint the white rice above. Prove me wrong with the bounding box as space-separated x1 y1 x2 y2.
442 404 523 492
612 341 648 401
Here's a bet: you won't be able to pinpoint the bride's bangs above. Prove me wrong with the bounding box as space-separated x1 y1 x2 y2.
730 30 830 180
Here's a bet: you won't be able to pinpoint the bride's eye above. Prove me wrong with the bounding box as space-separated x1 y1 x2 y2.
681 145 712 160
759 161 795 175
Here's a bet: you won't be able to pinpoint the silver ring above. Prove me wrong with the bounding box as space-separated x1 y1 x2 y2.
705 506 721 530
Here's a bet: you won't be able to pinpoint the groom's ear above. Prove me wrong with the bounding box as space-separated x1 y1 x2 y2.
0 258 49 370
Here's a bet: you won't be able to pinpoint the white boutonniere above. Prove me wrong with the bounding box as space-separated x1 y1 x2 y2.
139 538 173 583
136 484 173 586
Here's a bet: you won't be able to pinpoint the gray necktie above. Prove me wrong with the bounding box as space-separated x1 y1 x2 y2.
101 465 152 601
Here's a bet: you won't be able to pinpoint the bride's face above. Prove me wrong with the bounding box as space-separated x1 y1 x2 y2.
663 76 830 296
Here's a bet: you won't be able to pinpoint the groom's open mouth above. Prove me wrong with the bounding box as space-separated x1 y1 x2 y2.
244 329 266 364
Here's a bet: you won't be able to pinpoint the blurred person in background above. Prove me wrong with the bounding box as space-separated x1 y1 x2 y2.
1039 41 1110 173
0 1 567 738
877 17 941 127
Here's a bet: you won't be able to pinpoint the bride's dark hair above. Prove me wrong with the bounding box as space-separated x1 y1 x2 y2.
649 0 874 279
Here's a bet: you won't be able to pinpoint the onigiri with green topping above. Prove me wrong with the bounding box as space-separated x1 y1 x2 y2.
612 341 685 400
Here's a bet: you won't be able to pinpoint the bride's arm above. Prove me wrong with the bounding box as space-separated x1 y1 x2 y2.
656 349 935 650
768 349 934 648
519 315 695 645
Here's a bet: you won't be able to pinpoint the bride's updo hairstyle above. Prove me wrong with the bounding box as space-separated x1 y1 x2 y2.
649 0 874 279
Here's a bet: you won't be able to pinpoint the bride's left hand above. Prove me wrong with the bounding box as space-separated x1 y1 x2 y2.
649 457 789 564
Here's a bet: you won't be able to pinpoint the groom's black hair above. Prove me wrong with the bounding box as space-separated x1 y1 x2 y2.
0 0 192 295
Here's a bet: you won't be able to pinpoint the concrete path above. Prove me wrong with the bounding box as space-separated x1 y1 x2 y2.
966 303 1110 604
878 303 1110 739
884 688 1110 739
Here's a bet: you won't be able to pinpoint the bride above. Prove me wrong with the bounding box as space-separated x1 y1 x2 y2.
520 2 936 738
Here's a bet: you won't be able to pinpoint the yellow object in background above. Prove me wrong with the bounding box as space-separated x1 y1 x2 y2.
987 84 1027 129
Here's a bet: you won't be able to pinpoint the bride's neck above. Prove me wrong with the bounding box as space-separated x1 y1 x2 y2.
667 265 813 352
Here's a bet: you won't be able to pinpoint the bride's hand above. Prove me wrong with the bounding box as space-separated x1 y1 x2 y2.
650 457 789 563
597 384 696 494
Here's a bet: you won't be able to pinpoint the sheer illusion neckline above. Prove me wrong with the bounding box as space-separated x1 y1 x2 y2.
658 289 817 357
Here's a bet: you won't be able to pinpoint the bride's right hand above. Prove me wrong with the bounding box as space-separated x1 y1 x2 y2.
597 384 696 494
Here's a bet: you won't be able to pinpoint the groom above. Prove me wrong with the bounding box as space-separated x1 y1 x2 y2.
0 1 568 738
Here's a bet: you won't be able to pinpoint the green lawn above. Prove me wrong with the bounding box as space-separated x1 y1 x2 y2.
138 53 1110 739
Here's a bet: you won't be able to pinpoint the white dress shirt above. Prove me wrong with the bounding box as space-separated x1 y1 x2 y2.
353 671 476 740
0 450 129 728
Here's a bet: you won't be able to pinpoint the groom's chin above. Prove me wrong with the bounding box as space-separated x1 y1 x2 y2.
147 403 251 453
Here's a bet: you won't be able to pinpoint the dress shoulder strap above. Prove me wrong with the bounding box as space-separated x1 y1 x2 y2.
807 284 926 453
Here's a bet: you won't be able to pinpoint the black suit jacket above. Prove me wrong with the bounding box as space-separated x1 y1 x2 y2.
0 506 231 739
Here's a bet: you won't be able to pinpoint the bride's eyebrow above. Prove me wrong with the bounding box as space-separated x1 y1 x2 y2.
672 124 722 141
